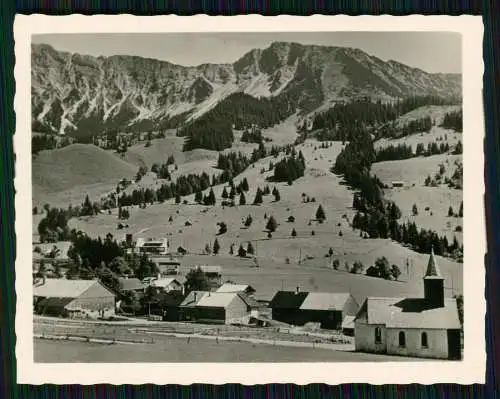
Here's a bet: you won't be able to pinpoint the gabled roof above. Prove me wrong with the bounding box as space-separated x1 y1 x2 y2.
216 283 256 294
355 297 461 329
424 248 443 279
151 278 182 288
118 278 145 292
269 291 308 309
299 292 352 311
180 291 208 307
33 279 111 298
197 292 240 308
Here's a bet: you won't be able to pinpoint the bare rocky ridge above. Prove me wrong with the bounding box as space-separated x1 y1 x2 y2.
32 41 461 136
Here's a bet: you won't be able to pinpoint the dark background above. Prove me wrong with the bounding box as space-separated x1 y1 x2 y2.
0 0 496 397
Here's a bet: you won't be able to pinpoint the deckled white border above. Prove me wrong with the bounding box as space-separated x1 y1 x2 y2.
14 14 485 385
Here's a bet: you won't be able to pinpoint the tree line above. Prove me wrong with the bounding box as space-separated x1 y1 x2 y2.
374 141 451 162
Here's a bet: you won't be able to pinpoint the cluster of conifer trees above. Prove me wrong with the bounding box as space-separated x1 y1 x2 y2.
334 127 463 259
312 96 457 141
271 150 306 183
374 141 451 162
440 110 463 132
241 127 263 144
116 142 297 208
178 92 296 151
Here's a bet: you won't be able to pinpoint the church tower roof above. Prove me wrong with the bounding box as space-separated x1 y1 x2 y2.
424 247 444 279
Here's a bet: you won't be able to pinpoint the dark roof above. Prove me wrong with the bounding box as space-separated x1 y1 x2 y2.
355 297 461 329
118 278 145 292
424 248 443 279
269 291 308 309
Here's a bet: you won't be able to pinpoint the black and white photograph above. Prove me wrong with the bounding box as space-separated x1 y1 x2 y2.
15 15 485 385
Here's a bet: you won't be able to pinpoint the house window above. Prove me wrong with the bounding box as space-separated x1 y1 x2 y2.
374 327 382 343
399 331 406 347
421 332 428 348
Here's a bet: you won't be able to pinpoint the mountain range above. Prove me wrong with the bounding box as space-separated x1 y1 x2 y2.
31 41 461 136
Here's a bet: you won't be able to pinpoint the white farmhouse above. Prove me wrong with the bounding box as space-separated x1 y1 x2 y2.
135 238 169 256
354 249 462 360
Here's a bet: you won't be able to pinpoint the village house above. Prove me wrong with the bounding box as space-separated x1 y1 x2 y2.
33 278 116 320
118 277 146 295
135 237 169 256
179 291 253 324
270 288 360 330
354 249 462 360
150 277 184 293
151 256 181 276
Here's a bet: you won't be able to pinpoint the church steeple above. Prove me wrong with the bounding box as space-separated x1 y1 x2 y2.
423 247 445 308
424 247 443 278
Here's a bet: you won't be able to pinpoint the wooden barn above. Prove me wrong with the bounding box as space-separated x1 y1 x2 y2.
270 288 359 330
179 291 252 324
33 278 116 319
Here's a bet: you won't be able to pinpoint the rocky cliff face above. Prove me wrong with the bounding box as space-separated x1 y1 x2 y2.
31 41 461 136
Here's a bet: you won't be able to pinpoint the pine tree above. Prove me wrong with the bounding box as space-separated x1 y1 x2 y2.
253 188 263 205
238 244 247 257
291 228 297 237
175 193 182 204
247 242 255 255
239 191 246 205
448 206 454 217
241 178 249 192
315 205 326 221
229 243 234 255
195 190 203 204
208 188 216 205
412 204 418 216
244 215 253 227
213 238 220 255
459 201 463 217
274 188 281 202
266 215 278 232
222 187 228 199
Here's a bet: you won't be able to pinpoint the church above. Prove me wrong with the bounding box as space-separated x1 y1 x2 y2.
354 249 462 360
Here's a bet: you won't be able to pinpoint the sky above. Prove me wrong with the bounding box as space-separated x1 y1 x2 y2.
32 32 462 74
